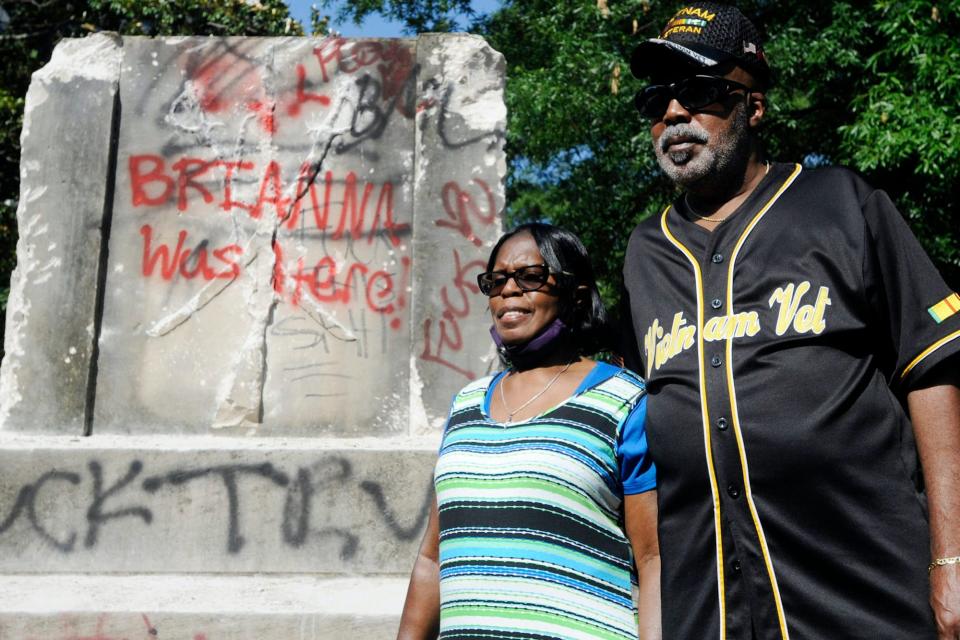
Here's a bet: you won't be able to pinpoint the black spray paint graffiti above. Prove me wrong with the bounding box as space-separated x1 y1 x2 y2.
0 457 432 558
157 58 503 158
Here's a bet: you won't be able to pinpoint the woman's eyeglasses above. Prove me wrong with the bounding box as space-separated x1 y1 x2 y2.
634 75 752 120
477 264 564 297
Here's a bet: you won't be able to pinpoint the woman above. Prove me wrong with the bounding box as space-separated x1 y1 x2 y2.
397 223 661 640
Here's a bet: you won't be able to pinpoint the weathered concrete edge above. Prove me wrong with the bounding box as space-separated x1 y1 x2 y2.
0 433 442 451
0 574 408 614
0 33 123 434
409 33 507 434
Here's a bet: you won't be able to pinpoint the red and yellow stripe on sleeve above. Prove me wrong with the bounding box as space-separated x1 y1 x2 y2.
929 293 960 324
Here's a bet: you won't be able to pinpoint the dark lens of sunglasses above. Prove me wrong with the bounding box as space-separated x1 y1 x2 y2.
477 273 506 295
676 78 723 110
515 268 549 290
635 87 670 118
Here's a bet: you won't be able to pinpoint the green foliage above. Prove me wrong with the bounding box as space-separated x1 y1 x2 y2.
477 0 960 303
317 0 475 33
838 0 960 281
1 0 957 334
69 0 303 36
479 0 678 303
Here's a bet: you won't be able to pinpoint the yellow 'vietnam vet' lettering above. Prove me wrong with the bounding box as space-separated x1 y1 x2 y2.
703 312 761 342
663 25 703 37
676 6 716 20
643 311 697 376
768 281 832 336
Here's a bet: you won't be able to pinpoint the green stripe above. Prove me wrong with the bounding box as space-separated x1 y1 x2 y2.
442 605 633 640
445 424 612 452
437 477 602 513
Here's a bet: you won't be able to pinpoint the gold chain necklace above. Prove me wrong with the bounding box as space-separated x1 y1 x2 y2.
499 361 574 425
685 161 771 223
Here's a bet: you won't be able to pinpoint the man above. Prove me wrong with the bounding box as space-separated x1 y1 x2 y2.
620 2 960 638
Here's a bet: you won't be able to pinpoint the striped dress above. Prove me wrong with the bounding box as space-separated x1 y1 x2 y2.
435 364 655 640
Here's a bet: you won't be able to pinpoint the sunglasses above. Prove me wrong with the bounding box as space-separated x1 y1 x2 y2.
634 75 752 120
477 264 570 297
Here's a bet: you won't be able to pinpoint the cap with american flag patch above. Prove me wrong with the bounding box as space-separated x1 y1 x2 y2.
630 2 770 86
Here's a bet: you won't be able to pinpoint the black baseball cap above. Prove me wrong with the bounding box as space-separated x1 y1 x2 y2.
631 2 770 86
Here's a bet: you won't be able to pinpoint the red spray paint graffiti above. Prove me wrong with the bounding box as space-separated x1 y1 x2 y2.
436 178 496 247
141 225 242 282
129 155 409 245
420 249 487 379
271 242 410 329
421 178 499 379
182 37 418 135
29 613 208 640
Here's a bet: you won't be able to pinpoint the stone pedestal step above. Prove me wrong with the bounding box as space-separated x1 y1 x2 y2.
0 434 438 574
0 574 409 639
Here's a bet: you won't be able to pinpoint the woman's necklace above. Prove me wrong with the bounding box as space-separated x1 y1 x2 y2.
685 161 771 223
499 360 574 425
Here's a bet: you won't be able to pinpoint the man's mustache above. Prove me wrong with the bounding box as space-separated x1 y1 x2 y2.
659 124 709 152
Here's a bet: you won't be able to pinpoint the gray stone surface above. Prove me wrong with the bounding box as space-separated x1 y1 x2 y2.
411 34 506 431
0 34 122 434
58 34 509 437
2 35 505 438
0 31 506 634
94 37 419 436
0 435 435 574
0 575 407 639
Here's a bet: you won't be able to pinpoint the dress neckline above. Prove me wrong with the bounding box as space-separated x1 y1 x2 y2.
480 361 616 425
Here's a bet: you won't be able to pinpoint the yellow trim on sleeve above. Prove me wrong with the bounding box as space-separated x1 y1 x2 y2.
900 329 960 381
660 206 727 640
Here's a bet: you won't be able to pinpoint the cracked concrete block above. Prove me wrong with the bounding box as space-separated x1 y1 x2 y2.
93 37 417 435
3 34 505 438
0 34 122 434
410 34 506 431
0 435 435 574
0 576 408 640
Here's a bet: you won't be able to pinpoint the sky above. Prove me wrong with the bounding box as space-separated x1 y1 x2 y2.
287 1 502 37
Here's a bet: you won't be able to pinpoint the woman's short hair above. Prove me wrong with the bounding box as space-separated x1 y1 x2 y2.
486 222 611 355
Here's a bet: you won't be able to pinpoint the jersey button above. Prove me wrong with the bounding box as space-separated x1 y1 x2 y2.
732 559 742 573
711 298 722 309
727 484 741 499
711 355 723 367
711 253 724 264
716 417 728 431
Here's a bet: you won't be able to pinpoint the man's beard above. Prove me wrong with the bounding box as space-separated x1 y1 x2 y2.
653 102 752 191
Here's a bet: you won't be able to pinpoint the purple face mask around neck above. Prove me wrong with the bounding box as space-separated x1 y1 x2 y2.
490 317 570 368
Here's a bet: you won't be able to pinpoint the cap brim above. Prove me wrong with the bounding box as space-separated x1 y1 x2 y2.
630 39 729 79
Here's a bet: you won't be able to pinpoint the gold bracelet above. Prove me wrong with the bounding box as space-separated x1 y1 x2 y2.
929 556 960 572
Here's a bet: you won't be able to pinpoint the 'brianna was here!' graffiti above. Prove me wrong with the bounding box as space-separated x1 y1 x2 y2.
0 32 505 638
72 35 506 436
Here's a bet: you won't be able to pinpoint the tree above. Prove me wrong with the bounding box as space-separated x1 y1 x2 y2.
488 0 960 301
337 0 960 301
3 0 958 323
317 0 476 33
0 0 304 318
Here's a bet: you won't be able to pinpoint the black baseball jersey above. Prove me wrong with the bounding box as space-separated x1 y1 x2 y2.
621 162 960 639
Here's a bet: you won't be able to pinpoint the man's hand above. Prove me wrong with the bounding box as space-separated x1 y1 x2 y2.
931 564 960 638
